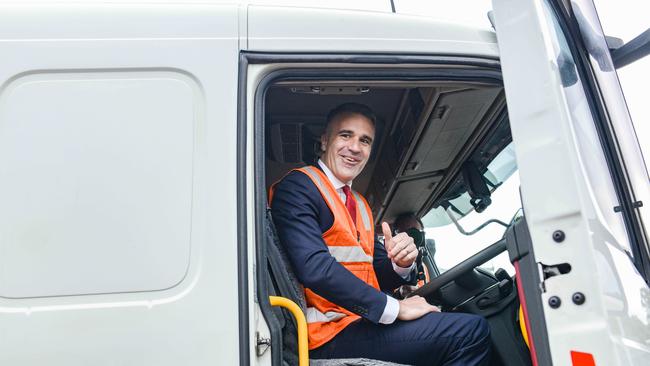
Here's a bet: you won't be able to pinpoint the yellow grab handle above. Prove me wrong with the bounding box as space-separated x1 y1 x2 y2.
269 296 309 366
519 305 530 348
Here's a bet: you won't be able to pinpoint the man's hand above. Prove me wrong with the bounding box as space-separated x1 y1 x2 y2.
397 295 440 321
382 222 418 268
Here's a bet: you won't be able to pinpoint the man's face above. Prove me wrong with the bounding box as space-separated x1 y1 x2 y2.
320 113 375 184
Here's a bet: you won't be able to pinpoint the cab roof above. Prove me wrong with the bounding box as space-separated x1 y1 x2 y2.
4 0 498 57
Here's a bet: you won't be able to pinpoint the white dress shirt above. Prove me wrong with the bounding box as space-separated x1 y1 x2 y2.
317 160 414 324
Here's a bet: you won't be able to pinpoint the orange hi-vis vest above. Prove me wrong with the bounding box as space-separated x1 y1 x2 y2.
270 166 380 350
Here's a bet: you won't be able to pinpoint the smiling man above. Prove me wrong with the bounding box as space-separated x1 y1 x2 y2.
270 103 490 365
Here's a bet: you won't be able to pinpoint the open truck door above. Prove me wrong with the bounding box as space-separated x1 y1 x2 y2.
491 0 650 365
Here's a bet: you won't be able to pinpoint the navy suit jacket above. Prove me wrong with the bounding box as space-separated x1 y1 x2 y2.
271 168 415 323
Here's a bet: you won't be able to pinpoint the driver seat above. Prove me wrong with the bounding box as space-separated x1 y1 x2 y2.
264 208 407 366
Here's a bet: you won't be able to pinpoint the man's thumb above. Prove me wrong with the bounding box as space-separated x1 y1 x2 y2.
381 222 393 244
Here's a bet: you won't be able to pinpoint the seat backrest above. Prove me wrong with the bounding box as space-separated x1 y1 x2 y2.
266 208 307 308
265 208 307 365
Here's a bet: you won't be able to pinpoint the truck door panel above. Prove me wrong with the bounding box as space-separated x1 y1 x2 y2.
492 0 650 364
0 4 240 365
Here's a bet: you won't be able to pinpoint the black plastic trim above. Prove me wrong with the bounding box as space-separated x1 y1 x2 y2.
507 218 553 366
243 52 501 67
237 53 250 366
254 68 502 82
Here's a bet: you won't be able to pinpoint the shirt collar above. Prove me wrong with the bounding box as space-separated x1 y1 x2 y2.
318 159 352 191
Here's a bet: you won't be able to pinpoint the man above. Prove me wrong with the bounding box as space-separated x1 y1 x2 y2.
271 103 490 365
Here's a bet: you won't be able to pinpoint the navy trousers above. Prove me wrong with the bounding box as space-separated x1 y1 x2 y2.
310 312 491 366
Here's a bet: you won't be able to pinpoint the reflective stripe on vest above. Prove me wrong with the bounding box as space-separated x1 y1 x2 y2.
328 246 373 263
301 166 336 208
303 166 373 232
305 308 346 323
351 190 371 231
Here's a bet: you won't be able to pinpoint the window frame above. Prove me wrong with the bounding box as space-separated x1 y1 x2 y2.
239 52 503 365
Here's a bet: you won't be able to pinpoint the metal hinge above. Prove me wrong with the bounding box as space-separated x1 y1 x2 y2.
256 332 271 357
614 200 643 212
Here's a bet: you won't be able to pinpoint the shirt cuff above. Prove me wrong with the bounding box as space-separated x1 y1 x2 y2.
379 295 399 324
392 261 416 279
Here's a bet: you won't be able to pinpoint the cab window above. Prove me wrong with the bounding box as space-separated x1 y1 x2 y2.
423 142 520 275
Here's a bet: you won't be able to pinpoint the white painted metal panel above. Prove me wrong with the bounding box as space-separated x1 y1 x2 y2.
0 3 241 365
0 71 195 298
492 0 650 365
248 5 499 57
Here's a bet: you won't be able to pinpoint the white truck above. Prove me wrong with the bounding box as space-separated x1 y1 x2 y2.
0 0 647 365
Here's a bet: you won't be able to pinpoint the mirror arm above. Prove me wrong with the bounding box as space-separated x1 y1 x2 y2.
611 28 650 69
445 207 508 236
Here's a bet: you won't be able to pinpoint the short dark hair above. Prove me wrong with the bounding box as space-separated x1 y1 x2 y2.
325 103 377 133
394 213 424 232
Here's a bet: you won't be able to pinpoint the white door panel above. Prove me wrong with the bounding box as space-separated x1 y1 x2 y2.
492 0 650 365
0 4 241 365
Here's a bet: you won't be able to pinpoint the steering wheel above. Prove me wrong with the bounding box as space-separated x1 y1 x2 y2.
408 238 507 299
